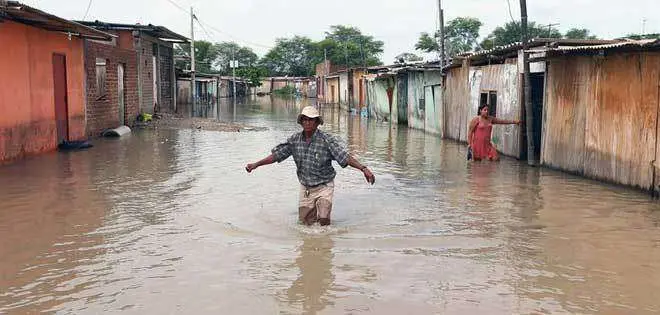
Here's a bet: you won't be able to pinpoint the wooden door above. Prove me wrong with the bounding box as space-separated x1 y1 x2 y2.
52 54 69 143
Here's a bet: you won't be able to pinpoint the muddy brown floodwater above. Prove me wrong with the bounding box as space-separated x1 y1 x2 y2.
1 96 660 314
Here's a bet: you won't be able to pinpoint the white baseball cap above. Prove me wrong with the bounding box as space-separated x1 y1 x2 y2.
297 106 324 125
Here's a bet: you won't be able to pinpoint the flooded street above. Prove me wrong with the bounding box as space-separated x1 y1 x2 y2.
2 96 660 314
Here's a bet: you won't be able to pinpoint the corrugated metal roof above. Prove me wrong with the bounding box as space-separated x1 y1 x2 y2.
3 1 114 41
529 39 660 53
76 20 188 42
461 38 623 59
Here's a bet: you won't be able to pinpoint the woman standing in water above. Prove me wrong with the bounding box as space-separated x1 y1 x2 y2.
468 105 520 161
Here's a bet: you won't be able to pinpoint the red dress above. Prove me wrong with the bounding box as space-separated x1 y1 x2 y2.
472 119 498 161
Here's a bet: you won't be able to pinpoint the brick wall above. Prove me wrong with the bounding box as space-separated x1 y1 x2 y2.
84 40 139 137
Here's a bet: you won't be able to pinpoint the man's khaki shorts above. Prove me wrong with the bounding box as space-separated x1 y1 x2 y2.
298 181 334 225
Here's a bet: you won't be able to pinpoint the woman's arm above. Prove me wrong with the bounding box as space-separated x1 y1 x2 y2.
491 117 521 125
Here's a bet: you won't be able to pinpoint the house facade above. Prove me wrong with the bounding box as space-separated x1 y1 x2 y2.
0 1 113 163
537 40 660 192
77 21 188 116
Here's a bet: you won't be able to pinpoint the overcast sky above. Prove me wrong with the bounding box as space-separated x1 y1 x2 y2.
31 0 659 63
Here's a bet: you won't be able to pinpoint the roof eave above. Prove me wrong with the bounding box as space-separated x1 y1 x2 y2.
74 20 189 42
5 2 115 41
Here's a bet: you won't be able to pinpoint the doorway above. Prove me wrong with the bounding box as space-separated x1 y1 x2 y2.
359 79 364 109
118 63 126 126
330 85 336 104
530 73 544 160
152 55 158 110
52 53 69 144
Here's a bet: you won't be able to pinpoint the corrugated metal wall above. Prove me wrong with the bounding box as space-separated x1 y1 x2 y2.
543 52 660 191
467 68 483 143
444 65 470 141
442 60 521 157
366 77 397 123
478 60 521 158
406 71 443 133
407 72 425 131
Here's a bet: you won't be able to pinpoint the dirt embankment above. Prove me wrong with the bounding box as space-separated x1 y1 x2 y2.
136 113 267 132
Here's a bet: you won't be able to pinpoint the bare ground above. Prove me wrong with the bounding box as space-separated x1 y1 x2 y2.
136 113 267 132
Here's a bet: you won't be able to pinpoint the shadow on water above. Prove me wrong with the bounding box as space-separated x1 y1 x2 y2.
1 95 660 314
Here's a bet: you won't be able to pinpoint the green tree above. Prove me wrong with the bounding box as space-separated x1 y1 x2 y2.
174 40 219 74
316 25 384 67
479 21 562 50
260 36 316 76
416 17 483 57
565 28 598 40
259 25 384 76
236 66 268 87
214 42 259 75
415 33 439 53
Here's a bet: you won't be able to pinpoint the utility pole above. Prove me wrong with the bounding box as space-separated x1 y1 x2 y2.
190 7 195 112
324 48 328 102
520 0 537 166
324 48 328 73
642 18 647 35
232 47 237 104
359 40 365 68
437 0 445 69
344 41 349 68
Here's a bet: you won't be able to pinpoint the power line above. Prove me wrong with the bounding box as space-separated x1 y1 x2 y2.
505 0 516 23
196 18 273 49
195 18 214 42
82 0 93 20
162 0 273 50
165 0 187 14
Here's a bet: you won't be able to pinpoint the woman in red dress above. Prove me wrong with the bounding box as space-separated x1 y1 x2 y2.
468 105 520 161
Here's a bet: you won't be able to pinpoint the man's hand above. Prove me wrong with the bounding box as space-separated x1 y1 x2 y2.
362 167 375 185
245 163 258 173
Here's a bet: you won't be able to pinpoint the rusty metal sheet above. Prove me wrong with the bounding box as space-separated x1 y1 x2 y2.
467 68 483 141
407 72 425 131
584 53 657 189
443 65 470 141
543 52 660 191
542 56 591 173
471 62 521 157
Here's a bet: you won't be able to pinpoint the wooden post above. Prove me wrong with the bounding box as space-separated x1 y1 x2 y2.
520 0 538 166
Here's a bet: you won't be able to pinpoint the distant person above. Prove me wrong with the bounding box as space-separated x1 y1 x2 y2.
468 105 520 161
245 106 375 226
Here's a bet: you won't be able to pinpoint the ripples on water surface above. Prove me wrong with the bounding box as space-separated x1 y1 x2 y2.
1 97 660 314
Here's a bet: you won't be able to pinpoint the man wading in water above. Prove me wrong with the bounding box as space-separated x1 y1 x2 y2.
245 106 376 226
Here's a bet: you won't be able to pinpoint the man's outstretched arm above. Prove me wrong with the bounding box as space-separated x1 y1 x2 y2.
347 155 376 185
246 137 293 173
245 154 276 173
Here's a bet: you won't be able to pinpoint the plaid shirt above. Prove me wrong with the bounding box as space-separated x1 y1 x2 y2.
272 130 350 187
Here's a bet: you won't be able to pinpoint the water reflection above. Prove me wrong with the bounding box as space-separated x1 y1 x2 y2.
0 152 107 313
286 236 335 315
